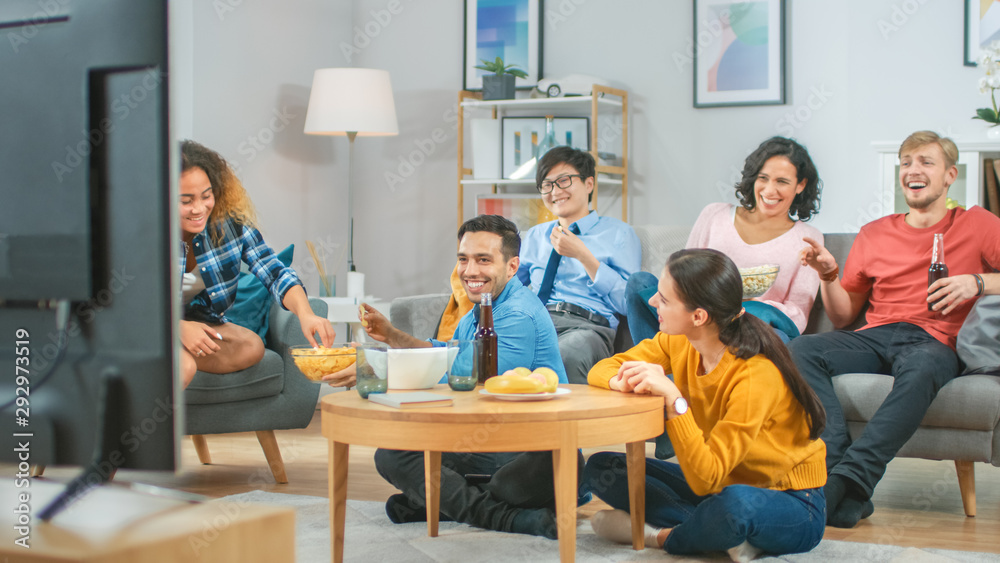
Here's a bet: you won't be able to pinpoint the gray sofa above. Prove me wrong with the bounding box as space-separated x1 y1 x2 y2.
184 298 326 483
389 227 1000 516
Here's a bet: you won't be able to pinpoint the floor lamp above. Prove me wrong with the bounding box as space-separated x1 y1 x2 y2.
304 68 398 295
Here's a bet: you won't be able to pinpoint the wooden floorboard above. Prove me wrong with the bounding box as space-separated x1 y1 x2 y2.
19 410 1000 555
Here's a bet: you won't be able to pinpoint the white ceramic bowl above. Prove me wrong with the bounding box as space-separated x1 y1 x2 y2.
387 347 449 389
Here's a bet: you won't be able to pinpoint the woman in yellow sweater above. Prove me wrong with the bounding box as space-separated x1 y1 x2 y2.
582 249 827 562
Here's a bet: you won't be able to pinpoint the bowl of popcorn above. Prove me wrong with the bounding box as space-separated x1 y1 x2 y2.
739 265 779 299
289 345 357 381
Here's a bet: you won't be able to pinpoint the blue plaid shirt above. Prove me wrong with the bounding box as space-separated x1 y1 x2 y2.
180 218 302 324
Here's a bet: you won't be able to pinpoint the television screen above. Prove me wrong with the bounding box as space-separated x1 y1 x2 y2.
0 0 179 481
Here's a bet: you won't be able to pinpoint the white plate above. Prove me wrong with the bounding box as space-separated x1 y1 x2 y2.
478 387 571 401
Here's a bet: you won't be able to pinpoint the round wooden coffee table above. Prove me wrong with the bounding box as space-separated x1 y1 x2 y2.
321 384 666 563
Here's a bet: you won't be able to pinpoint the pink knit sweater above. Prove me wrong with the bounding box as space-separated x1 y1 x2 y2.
686 203 822 333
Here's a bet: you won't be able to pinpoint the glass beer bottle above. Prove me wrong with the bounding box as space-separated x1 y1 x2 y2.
928 233 948 312
474 293 498 383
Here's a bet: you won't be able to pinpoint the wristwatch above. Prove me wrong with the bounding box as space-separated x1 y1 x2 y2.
670 396 688 416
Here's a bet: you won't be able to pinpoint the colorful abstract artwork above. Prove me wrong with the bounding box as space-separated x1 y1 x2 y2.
464 0 542 91
694 0 784 107
966 0 1000 66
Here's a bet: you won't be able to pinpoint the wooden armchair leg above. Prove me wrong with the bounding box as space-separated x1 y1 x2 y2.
190 435 212 465
955 460 976 517
256 430 288 484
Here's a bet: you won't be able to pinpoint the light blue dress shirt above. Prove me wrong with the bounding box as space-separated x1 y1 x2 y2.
434 276 568 384
517 211 641 330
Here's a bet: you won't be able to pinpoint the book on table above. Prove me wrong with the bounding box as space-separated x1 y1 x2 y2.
368 392 453 409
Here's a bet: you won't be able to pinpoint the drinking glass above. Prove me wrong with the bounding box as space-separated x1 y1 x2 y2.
355 342 388 398
446 339 479 391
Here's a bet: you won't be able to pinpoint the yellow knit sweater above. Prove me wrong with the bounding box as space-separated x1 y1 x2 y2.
588 333 826 496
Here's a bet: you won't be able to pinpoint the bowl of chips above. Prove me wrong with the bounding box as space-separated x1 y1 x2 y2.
739 265 780 299
289 345 357 381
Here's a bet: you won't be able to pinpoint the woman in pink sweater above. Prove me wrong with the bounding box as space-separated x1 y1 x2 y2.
627 137 823 345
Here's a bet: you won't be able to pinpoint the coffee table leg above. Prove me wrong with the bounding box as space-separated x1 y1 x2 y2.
625 440 646 551
424 450 442 537
552 427 578 563
329 440 349 563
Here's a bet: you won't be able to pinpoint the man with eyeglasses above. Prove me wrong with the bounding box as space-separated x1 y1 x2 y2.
517 146 641 383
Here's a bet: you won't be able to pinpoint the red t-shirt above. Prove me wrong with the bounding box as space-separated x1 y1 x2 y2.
842 206 1000 348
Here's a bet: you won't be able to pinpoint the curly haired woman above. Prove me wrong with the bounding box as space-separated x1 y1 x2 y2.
178 140 334 387
626 136 824 345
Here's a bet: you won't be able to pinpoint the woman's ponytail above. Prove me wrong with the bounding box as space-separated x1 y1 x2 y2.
668 249 826 439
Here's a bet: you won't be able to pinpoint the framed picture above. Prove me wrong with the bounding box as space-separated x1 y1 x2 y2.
463 0 543 91
966 0 1000 66
477 194 555 231
501 117 589 179
693 0 785 108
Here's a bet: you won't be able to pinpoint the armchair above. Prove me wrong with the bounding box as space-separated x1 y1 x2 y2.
184 298 326 483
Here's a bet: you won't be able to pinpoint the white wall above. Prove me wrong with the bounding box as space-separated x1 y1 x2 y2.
185 0 353 296
185 0 988 302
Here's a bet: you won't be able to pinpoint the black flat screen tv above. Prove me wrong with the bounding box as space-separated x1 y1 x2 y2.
0 0 179 509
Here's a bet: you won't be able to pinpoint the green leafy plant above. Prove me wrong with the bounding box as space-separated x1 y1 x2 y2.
474 56 528 78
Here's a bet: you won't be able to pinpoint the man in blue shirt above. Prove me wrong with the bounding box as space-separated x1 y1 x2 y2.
356 215 574 538
518 146 642 383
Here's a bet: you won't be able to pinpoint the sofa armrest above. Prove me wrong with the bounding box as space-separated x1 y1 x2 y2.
390 293 451 341
267 297 329 353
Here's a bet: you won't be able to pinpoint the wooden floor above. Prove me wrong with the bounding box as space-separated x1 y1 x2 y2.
25 409 1000 555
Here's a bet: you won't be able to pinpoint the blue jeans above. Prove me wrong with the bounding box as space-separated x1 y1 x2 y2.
582 452 825 556
626 271 796 344
788 323 958 497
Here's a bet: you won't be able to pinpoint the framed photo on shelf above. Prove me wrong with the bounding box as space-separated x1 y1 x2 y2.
463 0 543 91
693 0 785 108
501 117 589 179
966 0 1000 66
477 193 555 231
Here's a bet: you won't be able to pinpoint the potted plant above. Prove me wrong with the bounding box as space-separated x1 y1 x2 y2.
975 41 1000 138
475 56 527 101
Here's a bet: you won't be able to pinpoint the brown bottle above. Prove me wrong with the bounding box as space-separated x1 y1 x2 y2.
474 293 498 383
928 233 948 312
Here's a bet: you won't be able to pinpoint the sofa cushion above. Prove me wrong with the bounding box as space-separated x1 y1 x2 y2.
227 244 294 341
957 295 1000 375
184 349 285 405
833 372 1000 431
633 225 690 274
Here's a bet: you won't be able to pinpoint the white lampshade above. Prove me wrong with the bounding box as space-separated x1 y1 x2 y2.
304 68 399 136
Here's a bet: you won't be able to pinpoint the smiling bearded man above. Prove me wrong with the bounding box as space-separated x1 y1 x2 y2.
351 214 573 538
790 130 1000 528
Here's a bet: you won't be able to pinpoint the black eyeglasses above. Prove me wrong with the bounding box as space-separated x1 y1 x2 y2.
537 174 583 194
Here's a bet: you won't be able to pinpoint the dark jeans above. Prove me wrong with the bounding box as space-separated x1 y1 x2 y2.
582 452 825 556
788 323 959 497
549 310 616 384
374 448 583 532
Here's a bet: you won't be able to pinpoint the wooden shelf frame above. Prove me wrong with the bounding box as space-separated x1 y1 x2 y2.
457 86 629 229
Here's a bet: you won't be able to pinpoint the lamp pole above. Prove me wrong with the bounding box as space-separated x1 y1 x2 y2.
346 130 357 273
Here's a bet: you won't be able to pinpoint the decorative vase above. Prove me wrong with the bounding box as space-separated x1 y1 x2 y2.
988 126 1000 140
534 115 558 163
482 74 515 101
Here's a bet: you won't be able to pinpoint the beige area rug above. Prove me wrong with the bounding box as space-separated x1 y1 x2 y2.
216 491 1000 563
